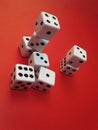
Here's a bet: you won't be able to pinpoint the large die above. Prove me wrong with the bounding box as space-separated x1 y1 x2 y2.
10 64 35 90
33 67 56 92
19 36 34 57
28 52 49 71
66 45 87 68
35 11 60 40
28 32 49 52
60 58 79 75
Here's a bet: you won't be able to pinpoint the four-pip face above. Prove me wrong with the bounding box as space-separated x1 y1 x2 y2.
35 12 60 40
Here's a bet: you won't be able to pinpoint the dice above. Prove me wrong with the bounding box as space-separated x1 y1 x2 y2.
28 32 49 52
19 36 34 57
10 64 35 90
33 67 56 92
66 45 87 68
60 45 87 75
60 58 79 75
35 11 60 40
28 51 49 71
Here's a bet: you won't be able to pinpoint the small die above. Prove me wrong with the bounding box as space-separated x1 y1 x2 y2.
28 32 49 52
35 11 60 40
19 36 34 57
60 58 79 75
10 64 35 90
28 52 49 71
33 67 56 92
66 45 87 68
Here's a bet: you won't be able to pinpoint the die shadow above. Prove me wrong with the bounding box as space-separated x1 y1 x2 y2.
9 87 51 103
9 89 31 102
58 71 77 94
30 88 51 102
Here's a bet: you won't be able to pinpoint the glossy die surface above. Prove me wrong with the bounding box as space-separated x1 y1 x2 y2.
28 32 49 52
19 36 33 57
35 11 60 40
60 58 79 75
28 52 49 70
66 45 87 68
33 67 56 92
10 64 35 90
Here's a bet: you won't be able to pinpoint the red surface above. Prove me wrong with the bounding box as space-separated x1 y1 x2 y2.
0 0 98 130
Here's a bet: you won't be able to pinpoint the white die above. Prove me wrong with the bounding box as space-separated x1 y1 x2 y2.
33 67 56 92
28 32 49 52
66 45 87 68
60 58 79 75
10 64 35 90
35 11 60 40
28 52 49 70
19 36 34 57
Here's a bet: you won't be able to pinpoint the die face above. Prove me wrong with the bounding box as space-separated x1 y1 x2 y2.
10 64 35 90
66 45 87 67
28 52 49 69
15 64 35 82
33 81 52 92
35 12 60 40
60 58 79 75
60 58 66 71
11 79 32 90
10 69 31 90
38 67 56 86
19 36 33 57
28 32 49 52
61 63 79 75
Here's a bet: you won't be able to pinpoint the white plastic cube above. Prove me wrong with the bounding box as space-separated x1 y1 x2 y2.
10 64 35 90
33 67 56 92
28 32 49 52
28 52 49 70
35 11 60 40
60 58 79 75
66 45 87 68
19 36 33 57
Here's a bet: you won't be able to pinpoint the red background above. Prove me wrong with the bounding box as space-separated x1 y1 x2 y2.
0 0 98 130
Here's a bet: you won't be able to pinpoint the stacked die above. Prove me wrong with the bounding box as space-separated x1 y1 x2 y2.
60 45 87 75
10 11 60 92
28 51 55 92
19 11 60 58
10 64 35 90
